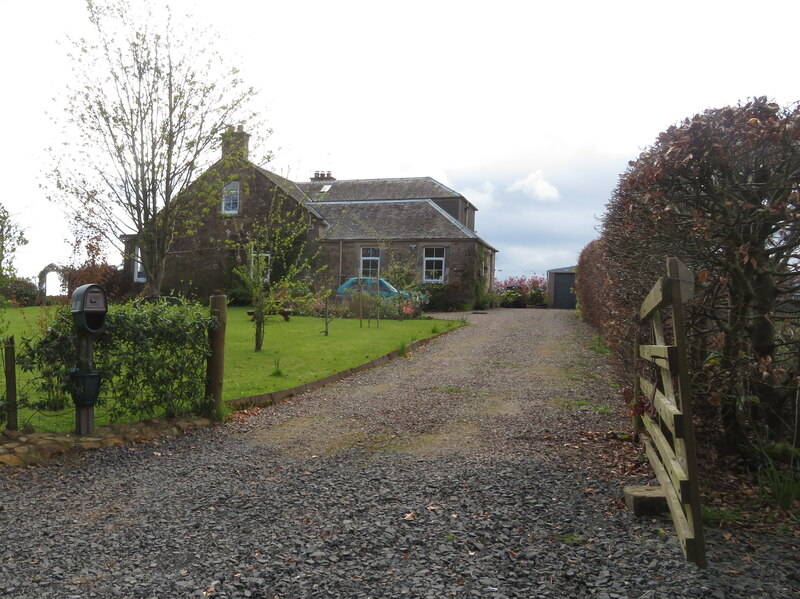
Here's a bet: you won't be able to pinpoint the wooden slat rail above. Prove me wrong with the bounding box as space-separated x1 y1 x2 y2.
638 344 679 371
634 257 706 567
638 377 684 439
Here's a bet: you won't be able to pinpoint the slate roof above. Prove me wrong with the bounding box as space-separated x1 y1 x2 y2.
253 166 323 220
313 200 495 250
297 177 473 208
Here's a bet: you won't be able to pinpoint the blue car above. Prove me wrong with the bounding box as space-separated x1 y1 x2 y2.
335 277 406 298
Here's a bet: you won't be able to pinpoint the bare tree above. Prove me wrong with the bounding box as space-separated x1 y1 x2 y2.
47 0 260 296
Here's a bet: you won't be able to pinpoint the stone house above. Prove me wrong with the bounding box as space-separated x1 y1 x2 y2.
124 127 496 306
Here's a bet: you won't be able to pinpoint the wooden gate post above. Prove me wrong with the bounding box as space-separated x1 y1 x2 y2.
4 336 17 431
628 257 706 567
206 295 227 421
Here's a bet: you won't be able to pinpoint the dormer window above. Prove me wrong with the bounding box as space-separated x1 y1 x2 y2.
222 181 240 214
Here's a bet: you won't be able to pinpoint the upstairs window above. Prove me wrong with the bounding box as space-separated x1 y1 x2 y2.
133 246 147 283
424 247 446 282
360 247 380 277
222 181 240 214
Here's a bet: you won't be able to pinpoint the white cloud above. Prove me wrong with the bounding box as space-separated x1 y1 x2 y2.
507 171 560 202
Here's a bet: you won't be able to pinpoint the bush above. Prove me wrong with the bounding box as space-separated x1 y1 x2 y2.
500 288 527 308
420 283 461 312
19 299 215 420
496 275 547 307
4 277 38 307
227 285 253 306
335 291 426 320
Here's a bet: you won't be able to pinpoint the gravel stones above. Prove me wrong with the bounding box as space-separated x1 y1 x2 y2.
1 309 797 598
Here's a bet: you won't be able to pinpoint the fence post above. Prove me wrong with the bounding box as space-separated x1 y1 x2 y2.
4 336 17 431
206 294 227 421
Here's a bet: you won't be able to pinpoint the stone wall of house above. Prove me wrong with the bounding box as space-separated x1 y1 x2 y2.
161 164 314 300
318 239 492 306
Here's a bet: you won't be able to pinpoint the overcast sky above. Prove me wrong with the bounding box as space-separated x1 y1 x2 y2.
2 0 799 288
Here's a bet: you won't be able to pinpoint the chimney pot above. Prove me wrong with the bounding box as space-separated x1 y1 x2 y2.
221 125 250 161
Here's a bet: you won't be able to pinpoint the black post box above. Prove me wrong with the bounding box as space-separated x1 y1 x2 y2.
71 284 108 334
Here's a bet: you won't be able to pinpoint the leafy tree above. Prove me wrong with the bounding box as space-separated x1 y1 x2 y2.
0 203 28 293
47 0 260 297
0 204 29 336
232 190 322 351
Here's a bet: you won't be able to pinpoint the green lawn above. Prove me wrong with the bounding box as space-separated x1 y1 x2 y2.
222 308 456 401
2 305 461 432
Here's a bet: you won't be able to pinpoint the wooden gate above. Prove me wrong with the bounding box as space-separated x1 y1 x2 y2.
633 257 706 567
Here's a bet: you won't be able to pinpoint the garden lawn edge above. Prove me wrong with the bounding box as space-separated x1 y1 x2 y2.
227 326 458 410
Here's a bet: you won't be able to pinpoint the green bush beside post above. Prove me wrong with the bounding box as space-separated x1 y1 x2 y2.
18 299 215 421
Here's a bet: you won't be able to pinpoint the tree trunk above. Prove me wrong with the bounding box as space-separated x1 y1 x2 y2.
255 319 264 352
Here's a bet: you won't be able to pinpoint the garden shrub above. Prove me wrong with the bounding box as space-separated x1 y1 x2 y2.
496 275 547 307
226 285 253 306
337 291 425 320
18 299 215 420
420 283 460 312
4 277 38 307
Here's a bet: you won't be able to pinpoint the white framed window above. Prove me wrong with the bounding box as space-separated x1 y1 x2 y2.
360 247 380 277
222 181 240 214
133 246 147 283
423 247 446 282
250 252 271 283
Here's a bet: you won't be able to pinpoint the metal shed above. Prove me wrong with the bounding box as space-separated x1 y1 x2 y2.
547 266 577 310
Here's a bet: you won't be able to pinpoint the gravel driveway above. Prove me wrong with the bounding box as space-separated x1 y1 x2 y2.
1 309 797 598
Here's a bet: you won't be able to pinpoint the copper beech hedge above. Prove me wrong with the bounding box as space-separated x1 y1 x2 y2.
578 97 800 457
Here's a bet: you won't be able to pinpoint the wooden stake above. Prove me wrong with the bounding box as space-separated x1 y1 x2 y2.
206 295 227 421
4 337 17 431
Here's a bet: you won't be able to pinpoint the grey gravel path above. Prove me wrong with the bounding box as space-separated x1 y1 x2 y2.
1 309 797 598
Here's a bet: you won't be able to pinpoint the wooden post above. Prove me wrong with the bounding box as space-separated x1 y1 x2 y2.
667 257 706 567
4 336 17 431
206 294 227 421
75 334 95 435
632 337 642 436
323 296 329 336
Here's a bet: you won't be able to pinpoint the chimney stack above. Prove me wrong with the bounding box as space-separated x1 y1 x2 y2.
311 170 336 182
221 125 250 161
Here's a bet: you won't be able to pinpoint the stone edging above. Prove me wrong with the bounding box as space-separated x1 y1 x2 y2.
0 417 213 468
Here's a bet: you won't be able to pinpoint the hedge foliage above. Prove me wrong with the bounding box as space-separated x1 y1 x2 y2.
18 299 215 420
577 97 800 459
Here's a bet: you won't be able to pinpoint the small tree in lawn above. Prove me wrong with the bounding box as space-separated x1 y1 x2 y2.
47 0 260 297
233 190 322 352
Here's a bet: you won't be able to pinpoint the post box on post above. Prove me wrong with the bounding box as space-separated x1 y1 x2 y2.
70 284 107 435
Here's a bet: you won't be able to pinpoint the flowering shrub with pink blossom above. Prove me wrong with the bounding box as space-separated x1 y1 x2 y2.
496 275 547 306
